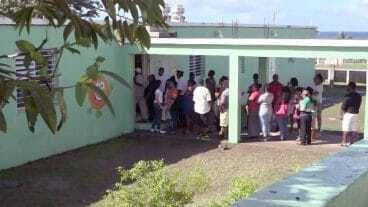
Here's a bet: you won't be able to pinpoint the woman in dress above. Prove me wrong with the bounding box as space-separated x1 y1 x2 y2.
247 84 261 138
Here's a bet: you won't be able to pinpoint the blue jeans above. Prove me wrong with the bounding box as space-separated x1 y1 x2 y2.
151 103 162 130
276 116 289 139
259 112 272 137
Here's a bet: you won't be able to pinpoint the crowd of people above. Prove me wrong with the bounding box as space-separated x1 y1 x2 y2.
135 67 362 146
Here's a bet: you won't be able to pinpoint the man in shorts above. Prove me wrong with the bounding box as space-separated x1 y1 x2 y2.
341 82 362 147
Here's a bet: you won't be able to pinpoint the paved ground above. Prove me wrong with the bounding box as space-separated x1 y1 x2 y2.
0 130 347 207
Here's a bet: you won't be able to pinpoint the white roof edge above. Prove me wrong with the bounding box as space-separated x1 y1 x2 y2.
0 17 48 25
168 22 317 30
151 38 368 48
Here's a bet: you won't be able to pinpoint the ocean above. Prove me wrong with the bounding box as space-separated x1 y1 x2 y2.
318 32 368 39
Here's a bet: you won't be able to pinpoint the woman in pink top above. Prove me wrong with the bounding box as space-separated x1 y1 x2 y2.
275 91 290 140
247 85 261 138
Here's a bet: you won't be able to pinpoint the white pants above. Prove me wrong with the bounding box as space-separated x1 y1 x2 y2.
342 113 359 132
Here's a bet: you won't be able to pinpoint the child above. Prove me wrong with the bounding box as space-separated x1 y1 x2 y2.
275 92 290 140
151 80 166 134
299 88 316 145
291 87 303 138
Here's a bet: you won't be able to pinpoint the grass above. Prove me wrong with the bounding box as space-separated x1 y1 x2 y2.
0 86 363 207
322 86 365 133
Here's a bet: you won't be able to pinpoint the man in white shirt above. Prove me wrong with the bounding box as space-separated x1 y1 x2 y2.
193 79 212 138
176 70 187 95
155 67 168 91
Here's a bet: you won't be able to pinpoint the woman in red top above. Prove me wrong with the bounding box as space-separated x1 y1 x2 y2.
247 84 261 138
269 74 284 108
165 80 179 132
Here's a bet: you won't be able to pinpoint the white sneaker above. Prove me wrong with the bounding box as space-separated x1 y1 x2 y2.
159 130 167 134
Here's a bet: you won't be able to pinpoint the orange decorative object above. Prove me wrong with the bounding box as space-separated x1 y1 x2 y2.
88 75 111 110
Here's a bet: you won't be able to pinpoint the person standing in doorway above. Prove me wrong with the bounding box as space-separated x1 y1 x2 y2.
134 68 148 122
312 74 324 139
144 74 157 122
156 67 168 92
248 73 262 95
219 79 229 139
269 74 284 107
206 70 217 102
341 82 362 147
193 79 212 140
151 80 166 134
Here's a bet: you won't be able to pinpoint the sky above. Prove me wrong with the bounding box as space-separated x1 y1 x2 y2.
165 0 368 31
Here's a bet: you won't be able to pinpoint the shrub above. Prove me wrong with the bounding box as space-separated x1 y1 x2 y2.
209 178 257 207
104 160 209 207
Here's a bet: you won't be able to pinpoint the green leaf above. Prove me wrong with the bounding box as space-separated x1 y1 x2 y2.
16 40 36 54
75 82 88 107
85 82 115 116
96 56 106 63
30 87 57 134
0 109 7 133
100 70 132 89
56 90 68 131
135 25 151 48
86 64 99 80
23 91 39 133
63 22 74 42
65 46 81 54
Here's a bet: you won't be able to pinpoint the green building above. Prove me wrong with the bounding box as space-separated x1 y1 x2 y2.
0 19 316 170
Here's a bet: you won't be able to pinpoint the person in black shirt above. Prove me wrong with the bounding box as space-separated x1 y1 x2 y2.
341 81 362 146
247 73 262 95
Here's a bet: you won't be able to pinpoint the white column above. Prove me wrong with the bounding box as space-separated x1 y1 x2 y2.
228 55 241 144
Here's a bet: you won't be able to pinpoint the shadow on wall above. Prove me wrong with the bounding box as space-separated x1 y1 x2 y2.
234 140 368 207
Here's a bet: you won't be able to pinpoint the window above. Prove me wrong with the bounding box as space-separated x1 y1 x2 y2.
15 48 57 109
189 55 205 78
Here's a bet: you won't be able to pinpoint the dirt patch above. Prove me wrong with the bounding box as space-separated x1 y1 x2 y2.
0 130 345 207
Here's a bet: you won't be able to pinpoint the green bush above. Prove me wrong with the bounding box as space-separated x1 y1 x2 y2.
104 160 209 207
209 178 257 207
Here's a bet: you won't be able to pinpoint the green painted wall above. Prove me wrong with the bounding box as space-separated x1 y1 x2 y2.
0 25 136 170
0 23 317 170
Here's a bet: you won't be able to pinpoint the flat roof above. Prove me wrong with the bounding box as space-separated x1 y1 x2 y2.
169 22 317 30
0 17 316 30
151 38 368 48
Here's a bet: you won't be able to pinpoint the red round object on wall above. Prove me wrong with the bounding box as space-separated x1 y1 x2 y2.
88 75 111 110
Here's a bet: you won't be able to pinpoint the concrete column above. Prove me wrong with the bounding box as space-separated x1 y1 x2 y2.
346 69 350 85
228 55 241 144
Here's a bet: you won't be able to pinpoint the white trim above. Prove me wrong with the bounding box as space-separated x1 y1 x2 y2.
0 17 48 25
168 22 317 30
151 38 368 48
